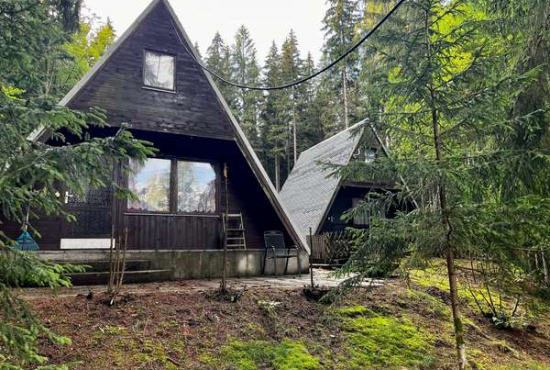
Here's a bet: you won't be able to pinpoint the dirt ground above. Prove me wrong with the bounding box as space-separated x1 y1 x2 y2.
22 276 550 370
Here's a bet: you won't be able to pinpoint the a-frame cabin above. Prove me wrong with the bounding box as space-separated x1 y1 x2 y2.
280 120 401 265
5 0 308 279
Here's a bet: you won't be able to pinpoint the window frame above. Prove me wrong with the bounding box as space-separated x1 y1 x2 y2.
126 157 173 214
142 49 177 93
125 156 220 216
365 148 377 163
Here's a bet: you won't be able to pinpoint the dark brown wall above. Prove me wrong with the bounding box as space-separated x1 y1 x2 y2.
69 1 235 141
1 2 293 251
1 215 62 251
120 131 291 250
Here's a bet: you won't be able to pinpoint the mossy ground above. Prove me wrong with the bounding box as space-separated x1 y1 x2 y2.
28 264 550 370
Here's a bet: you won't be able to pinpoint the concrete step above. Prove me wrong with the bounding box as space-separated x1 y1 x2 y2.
68 269 172 286
62 260 151 272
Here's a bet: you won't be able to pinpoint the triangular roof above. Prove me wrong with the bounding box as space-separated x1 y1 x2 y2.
29 0 309 253
280 121 367 238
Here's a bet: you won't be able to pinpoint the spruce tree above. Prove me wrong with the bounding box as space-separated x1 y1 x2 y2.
280 30 303 176
0 2 154 368
261 41 285 188
321 0 361 129
296 53 325 153
338 1 544 368
231 26 262 149
485 0 550 286
206 32 235 107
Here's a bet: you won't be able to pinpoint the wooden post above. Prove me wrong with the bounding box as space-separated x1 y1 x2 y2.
107 224 115 293
309 227 315 289
220 163 229 294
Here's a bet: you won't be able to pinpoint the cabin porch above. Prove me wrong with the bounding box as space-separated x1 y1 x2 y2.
37 248 308 284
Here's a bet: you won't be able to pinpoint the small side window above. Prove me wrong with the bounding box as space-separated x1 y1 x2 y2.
143 50 175 91
365 148 377 163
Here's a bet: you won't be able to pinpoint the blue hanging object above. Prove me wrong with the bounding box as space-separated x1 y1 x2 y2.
15 231 40 251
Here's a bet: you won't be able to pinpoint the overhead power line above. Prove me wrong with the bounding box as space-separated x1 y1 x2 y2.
183 0 408 91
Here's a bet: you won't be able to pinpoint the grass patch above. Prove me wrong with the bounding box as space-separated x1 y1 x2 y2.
338 306 434 369
204 338 321 370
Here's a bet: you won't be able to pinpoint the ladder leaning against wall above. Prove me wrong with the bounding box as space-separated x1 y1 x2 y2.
224 213 247 249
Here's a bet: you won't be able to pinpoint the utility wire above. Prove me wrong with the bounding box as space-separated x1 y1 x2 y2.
183 0 408 91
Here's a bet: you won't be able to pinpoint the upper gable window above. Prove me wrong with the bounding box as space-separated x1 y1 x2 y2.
143 50 175 91
365 148 377 162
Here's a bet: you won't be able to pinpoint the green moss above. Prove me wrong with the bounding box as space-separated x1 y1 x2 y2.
470 348 550 370
207 338 321 370
221 340 270 370
93 325 128 338
339 308 434 369
410 267 449 291
406 289 452 319
336 306 372 317
272 339 321 370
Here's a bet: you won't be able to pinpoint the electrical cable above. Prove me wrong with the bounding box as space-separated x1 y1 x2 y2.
184 0 408 91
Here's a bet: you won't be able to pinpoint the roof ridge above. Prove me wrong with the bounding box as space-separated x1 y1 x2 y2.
296 119 367 161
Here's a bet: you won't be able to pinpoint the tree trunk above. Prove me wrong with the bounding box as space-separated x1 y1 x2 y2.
221 164 229 293
342 68 349 129
274 152 280 191
292 92 298 166
541 247 550 285
425 7 466 367
431 96 467 370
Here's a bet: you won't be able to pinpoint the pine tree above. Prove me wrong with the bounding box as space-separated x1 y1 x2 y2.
0 2 154 368
338 1 544 368
194 41 202 59
321 0 361 129
261 41 285 188
205 32 235 106
231 26 262 148
297 53 325 152
280 30 303 176
485 0 550 286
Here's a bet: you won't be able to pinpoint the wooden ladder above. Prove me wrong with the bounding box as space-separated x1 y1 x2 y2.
225 213 247 249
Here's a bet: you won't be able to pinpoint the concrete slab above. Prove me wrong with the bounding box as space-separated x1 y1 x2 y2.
19 269 383 299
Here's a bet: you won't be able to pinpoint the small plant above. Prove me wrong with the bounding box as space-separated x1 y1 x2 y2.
258 300 281 317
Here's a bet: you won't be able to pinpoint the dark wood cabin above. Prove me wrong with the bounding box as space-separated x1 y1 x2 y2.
279 121 401 265
2 0 307 278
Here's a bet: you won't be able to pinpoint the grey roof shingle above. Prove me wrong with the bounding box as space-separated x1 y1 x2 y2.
279 121 365 238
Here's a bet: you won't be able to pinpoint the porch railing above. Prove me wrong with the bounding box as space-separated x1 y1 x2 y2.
307 230 353 266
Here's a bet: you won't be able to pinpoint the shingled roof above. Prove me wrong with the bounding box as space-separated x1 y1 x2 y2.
279 120 366 238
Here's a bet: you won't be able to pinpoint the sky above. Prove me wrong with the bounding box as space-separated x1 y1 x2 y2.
83 0 328 63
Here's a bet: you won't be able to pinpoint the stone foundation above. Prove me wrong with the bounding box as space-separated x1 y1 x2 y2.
37 249 310 280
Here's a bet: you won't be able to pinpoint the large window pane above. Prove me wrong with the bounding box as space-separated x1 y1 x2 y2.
177 161 217 213
128 158 171 212
143 50 175 91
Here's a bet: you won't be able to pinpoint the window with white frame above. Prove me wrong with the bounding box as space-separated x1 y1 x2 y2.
143 50 175 91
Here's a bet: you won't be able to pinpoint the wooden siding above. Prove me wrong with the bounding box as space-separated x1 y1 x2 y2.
1 1 298 252
116 131 292 250
68 1 235 140
1 215 62 251
125 214 220 249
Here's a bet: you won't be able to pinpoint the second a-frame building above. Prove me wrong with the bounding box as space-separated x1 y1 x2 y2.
16 0 308 279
